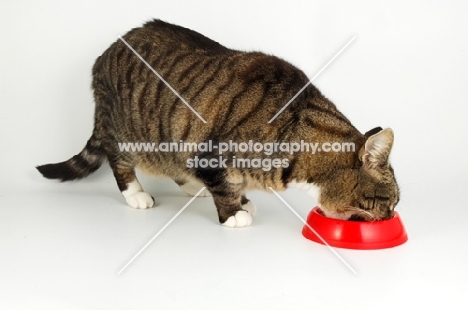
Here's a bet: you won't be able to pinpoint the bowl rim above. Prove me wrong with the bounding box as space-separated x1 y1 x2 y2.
302 207 408 250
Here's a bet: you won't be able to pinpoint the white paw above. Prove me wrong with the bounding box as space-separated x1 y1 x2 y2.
222 210 252 228
125 192 155 209
241 201 256 215
180 182 211 197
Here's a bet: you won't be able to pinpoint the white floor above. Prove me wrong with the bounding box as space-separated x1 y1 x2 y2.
1 167 467 310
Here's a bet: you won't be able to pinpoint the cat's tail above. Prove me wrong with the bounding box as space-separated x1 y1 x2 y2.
36 134 106 181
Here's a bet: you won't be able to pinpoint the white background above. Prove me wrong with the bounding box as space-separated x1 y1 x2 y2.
1 0 468 309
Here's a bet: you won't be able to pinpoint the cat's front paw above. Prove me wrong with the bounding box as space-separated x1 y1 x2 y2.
124 192 155 209
222 210 252 228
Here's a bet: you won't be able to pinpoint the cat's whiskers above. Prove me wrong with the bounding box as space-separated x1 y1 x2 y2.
357 209 377 222
342 206 376 222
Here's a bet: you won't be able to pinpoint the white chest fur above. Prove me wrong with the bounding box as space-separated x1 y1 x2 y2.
287 179 321 202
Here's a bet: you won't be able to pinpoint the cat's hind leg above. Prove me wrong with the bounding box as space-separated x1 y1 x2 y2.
121 177 155 209
92 81 154 209
109 158 155 209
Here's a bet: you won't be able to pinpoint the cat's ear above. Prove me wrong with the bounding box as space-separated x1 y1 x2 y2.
359 128 394 170
364 126 383 138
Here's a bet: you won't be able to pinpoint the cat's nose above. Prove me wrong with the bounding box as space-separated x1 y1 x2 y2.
349 214 366 221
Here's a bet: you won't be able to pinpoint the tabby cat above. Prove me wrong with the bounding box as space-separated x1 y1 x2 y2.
37 19 399 227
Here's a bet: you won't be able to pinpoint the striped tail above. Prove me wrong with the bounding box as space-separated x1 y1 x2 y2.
36 134 105 181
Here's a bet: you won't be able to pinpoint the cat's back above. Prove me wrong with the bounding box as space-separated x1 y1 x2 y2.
108 19 233 60
137 19 232 55
92 19 237 89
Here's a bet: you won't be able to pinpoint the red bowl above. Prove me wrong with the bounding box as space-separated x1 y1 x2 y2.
302 207 408 250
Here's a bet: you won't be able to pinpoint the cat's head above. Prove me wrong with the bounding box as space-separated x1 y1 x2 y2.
319 127 399 221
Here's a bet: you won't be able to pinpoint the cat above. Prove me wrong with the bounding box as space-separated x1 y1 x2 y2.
37 19 399 227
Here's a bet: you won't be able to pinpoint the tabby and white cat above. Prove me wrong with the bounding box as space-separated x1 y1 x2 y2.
37 19 399 227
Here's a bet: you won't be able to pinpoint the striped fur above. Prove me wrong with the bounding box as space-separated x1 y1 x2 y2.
37 19 399 225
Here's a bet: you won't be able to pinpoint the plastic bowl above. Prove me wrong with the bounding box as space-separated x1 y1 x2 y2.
302 207 408 250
